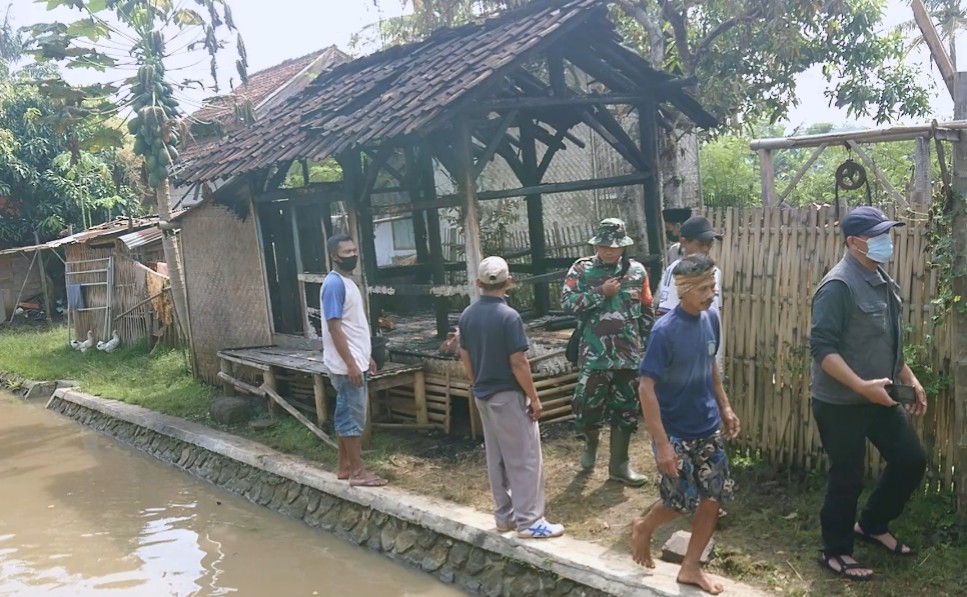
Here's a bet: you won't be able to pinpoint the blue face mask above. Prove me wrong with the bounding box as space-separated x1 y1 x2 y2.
862 234 894 263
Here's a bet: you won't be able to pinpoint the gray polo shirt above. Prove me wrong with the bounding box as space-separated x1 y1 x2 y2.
458 295 530 400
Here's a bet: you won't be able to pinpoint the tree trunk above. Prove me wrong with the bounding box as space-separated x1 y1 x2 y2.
658 129 702 209
156 179 192 360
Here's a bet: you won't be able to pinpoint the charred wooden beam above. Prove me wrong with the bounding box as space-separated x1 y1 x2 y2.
265 159 295 191
420 143 452 337
476 93 648 111
536 127 569 180
255 182 343 203
473 109 518 179
362 146 406 187
404 147 431 268
520 119 549 314
638 101 663 285
432 172 651 205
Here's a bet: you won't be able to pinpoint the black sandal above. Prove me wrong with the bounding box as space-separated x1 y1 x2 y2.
854 526 916 557
818 553 874 581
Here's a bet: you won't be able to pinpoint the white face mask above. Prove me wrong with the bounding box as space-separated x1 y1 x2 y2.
860 234 894 263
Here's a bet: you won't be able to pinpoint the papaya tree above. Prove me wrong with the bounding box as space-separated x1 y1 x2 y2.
28 0 248 348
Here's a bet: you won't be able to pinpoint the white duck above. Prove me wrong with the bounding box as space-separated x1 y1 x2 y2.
78 330 96 353
97 330 121 353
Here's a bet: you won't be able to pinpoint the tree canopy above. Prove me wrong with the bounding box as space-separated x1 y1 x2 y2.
374 0 933 129
0 9 144 249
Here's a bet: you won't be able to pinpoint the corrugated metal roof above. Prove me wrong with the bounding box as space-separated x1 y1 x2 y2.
119 226 163 250
175 0 716 185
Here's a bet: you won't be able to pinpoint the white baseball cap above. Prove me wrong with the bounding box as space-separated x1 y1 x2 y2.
478 256 509 284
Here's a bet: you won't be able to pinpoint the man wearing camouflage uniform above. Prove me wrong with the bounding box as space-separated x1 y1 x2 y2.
561 218 654 486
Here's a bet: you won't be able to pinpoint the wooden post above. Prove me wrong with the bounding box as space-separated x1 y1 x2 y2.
951 72 967 513
33 232 51 322
457 119 484 302
913 136 932 205
313 374 328 427
758 149 777 206
219 358 235 397
637 102 663 265
520 119 549 314
404 147 431 270
912 0 955 98
263 367 279 419
420 143 451 337
413 371 428 425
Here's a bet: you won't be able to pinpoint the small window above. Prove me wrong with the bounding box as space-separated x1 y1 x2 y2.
392 218 415 251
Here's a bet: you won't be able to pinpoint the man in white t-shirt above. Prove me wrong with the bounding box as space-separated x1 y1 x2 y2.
321 234 386 487
656 216 724 370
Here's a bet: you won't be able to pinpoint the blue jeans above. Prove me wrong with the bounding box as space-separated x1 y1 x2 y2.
330 374 368 437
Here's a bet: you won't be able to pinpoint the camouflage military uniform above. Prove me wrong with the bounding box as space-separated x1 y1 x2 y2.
561 255 653 432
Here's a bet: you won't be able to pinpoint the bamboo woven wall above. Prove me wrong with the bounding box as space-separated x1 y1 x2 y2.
0 252 43 316
65 243 177 348
704 206 956 490
181 202 272 383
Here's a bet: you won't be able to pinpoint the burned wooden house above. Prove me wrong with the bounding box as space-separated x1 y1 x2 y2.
172 0 716 434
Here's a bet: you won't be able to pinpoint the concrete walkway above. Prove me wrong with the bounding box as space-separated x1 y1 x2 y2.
48 388 774 597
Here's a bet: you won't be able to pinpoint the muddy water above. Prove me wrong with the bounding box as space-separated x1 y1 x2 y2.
0 392 464 597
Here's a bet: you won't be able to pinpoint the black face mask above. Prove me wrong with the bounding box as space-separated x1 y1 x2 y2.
335 255 358 272
666 231 679 243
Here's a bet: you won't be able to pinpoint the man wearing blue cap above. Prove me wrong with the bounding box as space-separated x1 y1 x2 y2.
809 206 928 581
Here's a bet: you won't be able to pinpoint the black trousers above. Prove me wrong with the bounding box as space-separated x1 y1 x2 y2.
811 399 927 556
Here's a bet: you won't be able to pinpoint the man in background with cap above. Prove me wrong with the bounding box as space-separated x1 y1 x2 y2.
459 256 564 539
809 206 927 581
561 218 654 486
656 216 725 374
662 207 692 265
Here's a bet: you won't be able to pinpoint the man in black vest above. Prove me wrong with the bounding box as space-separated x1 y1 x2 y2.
809 206 927 581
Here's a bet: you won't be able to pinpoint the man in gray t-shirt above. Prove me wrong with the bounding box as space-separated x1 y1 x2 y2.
458 256 564 539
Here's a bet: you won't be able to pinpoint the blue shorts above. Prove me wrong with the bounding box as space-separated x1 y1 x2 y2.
653 431 733 514
330 374 368 437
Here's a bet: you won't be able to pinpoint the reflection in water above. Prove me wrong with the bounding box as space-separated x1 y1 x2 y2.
0 393 463 596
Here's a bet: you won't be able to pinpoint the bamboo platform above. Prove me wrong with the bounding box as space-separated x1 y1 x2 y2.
216 346 428 444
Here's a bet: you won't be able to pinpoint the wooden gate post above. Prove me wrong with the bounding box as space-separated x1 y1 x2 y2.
951 72 967 513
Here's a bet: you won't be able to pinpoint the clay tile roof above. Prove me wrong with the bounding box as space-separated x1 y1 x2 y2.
176 0 716 185
188 45 350 132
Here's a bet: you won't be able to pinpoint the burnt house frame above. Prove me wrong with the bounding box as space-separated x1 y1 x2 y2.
174 0 716 377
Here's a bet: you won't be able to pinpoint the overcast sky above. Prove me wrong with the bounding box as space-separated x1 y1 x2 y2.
5 0 958 129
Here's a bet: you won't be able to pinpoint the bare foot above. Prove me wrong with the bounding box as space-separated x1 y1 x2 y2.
631 517 656 568
677 565 724 595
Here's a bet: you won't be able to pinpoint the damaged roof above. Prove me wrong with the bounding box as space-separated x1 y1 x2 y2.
176 0 716 185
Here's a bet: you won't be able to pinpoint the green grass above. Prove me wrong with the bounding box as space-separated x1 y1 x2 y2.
0 323 214 419
711 458 967 596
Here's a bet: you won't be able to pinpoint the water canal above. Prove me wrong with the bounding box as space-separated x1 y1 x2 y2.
0 391 464 596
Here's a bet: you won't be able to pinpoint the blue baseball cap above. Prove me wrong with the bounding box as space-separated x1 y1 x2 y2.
840 206 905 238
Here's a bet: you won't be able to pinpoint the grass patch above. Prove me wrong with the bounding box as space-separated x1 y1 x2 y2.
0 323 214 419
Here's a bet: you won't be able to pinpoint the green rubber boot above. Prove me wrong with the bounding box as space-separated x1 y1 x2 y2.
580 430 600 470
608 427 647 487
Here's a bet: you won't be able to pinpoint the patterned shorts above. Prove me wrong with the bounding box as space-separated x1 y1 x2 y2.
654 431 734 514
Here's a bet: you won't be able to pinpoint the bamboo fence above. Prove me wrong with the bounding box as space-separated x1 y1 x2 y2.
492 206 956 489
704 206 955 490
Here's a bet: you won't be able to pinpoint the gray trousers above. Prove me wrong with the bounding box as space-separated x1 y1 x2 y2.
475 390 545 530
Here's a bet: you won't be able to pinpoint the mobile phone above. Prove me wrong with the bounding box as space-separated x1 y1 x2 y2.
885 383 917 404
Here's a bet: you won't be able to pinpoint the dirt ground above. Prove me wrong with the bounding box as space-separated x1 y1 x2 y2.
345 421 964 597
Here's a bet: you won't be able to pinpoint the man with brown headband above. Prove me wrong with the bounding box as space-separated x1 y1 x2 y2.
632 254 740 595
562 217 653 486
